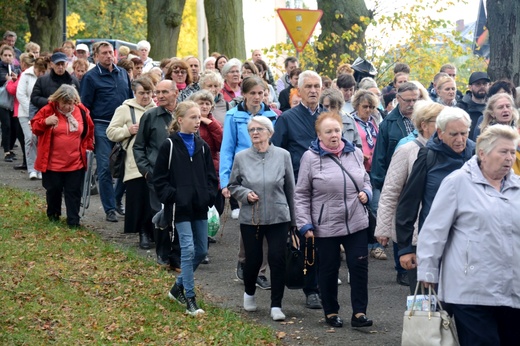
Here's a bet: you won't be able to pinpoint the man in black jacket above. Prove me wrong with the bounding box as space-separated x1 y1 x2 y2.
456 71 490 139
133 79 181 269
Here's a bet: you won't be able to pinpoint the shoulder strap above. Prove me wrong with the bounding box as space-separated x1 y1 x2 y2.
80 107 88 139
329 155 361 193
129 106 136 124
413 139 425 148
167 138 173 170
425 148 436 172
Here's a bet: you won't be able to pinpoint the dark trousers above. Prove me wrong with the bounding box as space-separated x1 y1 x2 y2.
0 107 11 153
42 169 84 226
124 177 152 235
316 229 369 317
450 304 520 346
13 117 26 164
229 196 239 210
300 231 319 297
240 222 288 308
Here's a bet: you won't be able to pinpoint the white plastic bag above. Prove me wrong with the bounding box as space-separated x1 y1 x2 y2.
207 206 220 237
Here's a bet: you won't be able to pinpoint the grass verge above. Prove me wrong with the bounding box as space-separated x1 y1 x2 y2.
0 187 279 345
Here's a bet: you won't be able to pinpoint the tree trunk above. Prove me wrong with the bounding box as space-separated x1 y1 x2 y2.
316 0 372 77
486 0 520 85
26 0 64 53
204 0 246 60
147 0 186 60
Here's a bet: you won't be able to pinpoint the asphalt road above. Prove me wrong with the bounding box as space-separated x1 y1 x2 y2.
1 146 409 345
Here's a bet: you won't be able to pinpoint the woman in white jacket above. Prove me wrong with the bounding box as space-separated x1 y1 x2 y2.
16 56 48 179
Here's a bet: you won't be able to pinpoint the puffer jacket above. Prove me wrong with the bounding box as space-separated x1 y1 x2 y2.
294 138 372 238
106 98 156 182
219 102 277 187
417 157 520 308
15 66 38 118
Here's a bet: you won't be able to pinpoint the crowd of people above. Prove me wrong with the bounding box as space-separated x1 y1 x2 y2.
1 29 519 342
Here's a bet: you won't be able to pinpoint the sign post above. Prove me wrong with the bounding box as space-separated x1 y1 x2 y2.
277 8 323 57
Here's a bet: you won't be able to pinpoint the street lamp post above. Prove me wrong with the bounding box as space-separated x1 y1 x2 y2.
62 0 67 43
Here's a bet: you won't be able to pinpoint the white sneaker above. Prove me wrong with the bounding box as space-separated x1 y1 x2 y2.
243 293 257 312
271 307 285 321
231 208 240 220
37 172 42 180
338 278 342 285
29 172 38 180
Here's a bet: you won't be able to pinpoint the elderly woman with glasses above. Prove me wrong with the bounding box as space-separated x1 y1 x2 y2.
228 115 295 322
220 58 242 102
165 59 199 102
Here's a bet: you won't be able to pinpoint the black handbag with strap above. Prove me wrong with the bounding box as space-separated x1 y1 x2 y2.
285 226 305 289
109 106 136 179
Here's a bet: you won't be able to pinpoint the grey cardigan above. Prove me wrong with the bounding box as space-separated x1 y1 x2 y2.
228 144 296 226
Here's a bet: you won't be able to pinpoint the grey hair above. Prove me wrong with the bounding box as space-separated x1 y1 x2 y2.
189 89 215 107
397 81 419 94
298 70 322 89
411 101 444 134
221 58 242 77
436 106 471 132
352 89 379 110
200 70 224 90
136 40 151 51
477 124 520 156
203 56 216 71
358 77 378 90
249 115 274 135
319 88 344 110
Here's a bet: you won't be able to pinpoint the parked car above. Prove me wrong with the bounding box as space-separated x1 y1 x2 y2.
75 39 137 60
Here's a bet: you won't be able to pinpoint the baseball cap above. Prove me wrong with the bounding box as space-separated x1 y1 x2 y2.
51 52 68 63
76 44 89 52
468 72 491 85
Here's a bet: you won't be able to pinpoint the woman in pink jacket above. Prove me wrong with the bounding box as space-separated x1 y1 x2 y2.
294 111 373 329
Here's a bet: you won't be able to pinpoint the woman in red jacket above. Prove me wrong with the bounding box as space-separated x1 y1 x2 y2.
32 84 94 227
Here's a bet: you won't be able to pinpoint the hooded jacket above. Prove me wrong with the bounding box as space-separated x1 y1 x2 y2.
152 132 218 223
417 157 520 308
294 138 372 238
15 66 38 118
396 132 476 256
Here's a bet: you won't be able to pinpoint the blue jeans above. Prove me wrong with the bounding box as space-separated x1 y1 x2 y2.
94 123 115 213
175 219 208 298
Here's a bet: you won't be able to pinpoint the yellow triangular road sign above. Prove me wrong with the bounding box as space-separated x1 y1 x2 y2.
277 8 323 53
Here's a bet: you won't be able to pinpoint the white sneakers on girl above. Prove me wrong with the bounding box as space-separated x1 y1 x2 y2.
270 307 286 321
243 293 257 311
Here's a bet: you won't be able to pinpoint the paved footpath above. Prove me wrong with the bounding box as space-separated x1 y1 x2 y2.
1 146 409 345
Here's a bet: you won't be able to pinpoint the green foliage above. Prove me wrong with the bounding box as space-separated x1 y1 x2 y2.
0 187 279 345
0 0 30 50
265 0 487 90
67 0 147 43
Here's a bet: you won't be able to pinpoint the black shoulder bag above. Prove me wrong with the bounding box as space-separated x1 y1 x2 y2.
109 106 136 179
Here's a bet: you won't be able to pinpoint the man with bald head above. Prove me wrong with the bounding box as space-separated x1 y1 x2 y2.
133 79 180 268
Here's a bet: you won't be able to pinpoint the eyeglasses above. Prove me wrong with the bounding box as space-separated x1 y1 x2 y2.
172 70 187 75
248 127 267 133
361 104 376 110
397 94 418 104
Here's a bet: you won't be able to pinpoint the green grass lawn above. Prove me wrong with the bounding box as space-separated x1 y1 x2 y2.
0 187 279 345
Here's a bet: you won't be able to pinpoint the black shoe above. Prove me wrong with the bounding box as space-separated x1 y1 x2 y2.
236 261 244 281
208 236 217 244
14 164 27 170
48 215 60 222
396 272 410 286
325 315 343 328
168 282 187 305
4 153 13 162
256 275 271 290
139 232 152 249
201 256 209 264
106 210 118 222
115 203 125 216
185 296 204 316
306 293 322 309
10 151 17 160
157 256 170 266
351 314 373 328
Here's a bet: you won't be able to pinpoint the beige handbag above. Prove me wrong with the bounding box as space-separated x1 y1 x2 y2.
402 283 459 346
